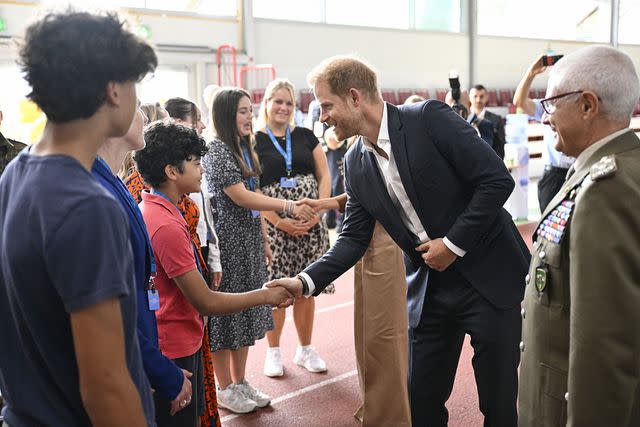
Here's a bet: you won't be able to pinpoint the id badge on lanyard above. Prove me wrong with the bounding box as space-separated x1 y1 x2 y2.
280 176 297 188
137 203 161 311
266 126 297 188
147 280 160 311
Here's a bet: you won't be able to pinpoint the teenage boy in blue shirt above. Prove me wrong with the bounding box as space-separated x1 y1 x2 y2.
0 11 157 427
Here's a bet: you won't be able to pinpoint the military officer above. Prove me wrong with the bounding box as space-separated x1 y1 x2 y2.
519 45 640 427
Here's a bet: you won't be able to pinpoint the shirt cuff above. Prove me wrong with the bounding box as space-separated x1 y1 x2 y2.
298 272 315 296
443 237 466 257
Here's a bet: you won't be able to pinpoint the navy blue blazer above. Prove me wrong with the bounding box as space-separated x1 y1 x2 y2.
304 100 529 327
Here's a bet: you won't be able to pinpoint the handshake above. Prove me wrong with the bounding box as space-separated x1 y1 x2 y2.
295 197 340 215
261 277 305 309
261 196 340 308
276 197 341 237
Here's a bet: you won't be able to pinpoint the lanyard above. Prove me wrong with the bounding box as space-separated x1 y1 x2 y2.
241 146 257 191
151 189 202 274
265 126 292 177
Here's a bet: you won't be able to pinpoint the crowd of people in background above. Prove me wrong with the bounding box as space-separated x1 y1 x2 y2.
2 8 640 427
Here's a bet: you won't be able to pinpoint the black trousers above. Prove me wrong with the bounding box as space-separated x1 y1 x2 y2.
409 268 521 427
154 349 205 427
537 166 569 212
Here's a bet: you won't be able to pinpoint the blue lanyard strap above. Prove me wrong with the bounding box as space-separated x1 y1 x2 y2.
265 126 292 177
151 189 202 274
241 146 257 191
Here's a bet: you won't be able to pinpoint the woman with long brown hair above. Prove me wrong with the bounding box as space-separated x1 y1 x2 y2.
202 88 313 414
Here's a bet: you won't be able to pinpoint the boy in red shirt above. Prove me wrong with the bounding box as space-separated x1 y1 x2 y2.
136 121 292 426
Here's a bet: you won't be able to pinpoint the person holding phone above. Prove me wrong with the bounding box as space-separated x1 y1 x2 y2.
513 54 575 212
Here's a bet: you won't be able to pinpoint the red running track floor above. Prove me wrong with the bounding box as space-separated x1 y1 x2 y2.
220 222 536 426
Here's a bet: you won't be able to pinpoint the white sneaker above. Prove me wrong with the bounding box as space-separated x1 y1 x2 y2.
235 380 271 408
293 346 327 373
263 347 284 377
216 385 257 414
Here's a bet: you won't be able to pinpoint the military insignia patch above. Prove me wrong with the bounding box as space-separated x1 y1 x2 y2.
590 155 617 181
536 200 574 243
535 267 548 292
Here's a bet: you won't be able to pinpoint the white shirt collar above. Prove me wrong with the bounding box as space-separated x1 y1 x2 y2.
572 127 631 172
363 102 389 152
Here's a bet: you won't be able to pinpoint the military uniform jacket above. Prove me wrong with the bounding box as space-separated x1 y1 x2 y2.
519 130 640 427
0 132 27 177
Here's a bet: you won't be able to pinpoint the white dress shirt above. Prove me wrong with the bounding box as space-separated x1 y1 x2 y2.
300 103 465 295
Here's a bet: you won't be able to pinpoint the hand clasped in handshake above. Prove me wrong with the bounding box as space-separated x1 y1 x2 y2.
263 277 305 305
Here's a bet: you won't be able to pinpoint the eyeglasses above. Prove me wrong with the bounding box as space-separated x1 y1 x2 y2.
540 90 584 115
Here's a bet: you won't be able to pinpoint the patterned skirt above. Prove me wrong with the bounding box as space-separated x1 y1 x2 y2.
261 173 330 279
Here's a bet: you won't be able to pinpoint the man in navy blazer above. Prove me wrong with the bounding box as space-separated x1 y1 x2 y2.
267 56 530 426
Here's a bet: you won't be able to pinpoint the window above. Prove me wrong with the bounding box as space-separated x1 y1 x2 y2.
619 0 640 45
41 0 145 8
252 0 463 33
43 0 237 16
0 63 45 144
137 65 191 106
252 0 324 23
415 0 462 32
325 0 409 29
478 0 611 42
144 0 237 16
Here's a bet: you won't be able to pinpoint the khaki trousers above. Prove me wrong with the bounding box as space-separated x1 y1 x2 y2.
354 222 411 427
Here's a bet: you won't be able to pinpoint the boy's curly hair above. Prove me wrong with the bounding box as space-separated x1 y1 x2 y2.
17 10 157 123
136 120 208 188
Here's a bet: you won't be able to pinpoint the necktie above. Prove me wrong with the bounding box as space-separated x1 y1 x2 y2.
467 113 477 124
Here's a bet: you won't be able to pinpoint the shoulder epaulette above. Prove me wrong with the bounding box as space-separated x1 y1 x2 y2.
589 155 617 181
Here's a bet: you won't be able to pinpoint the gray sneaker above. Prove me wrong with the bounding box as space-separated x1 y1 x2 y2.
216 385 257 414
235 380 271 408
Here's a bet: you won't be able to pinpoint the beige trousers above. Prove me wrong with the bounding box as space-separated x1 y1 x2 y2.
354 222 412 427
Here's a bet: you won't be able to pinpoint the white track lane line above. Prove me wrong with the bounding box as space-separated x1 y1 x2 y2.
284 300 353 322
220 369 358 423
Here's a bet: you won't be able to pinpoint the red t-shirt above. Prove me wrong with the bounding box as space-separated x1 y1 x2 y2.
140 191 203 359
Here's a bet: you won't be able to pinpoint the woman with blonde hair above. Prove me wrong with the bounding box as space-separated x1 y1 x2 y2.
255 78 332 377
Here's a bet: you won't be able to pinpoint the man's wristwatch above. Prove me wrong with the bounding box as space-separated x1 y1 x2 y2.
296 274 309 296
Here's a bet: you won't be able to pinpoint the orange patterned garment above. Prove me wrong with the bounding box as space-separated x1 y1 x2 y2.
125 170 220 427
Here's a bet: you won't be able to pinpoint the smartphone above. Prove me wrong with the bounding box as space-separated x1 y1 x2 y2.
541 55 563 66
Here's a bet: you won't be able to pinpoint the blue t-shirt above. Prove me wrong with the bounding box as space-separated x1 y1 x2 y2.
92 157 182 400
0 151 155 426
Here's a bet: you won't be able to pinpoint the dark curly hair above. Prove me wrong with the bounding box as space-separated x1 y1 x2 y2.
135 120 208 188
17 10 157 123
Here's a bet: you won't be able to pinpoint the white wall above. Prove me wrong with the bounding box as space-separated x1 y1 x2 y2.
1 3 638 98
253 18 469 92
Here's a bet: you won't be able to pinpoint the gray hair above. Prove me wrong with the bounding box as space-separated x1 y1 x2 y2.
548 45 639 122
